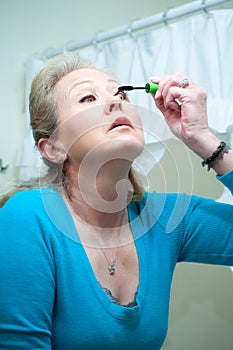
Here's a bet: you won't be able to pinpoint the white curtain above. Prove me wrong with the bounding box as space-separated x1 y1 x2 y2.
17 9 233 183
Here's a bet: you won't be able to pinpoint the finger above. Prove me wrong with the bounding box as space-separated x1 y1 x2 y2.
150 75 171 107
162 73 190 99
150 72 193 112
164 86 185 110
163 75 200 109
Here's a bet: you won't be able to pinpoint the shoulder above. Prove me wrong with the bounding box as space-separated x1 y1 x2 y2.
0 187 63 261
0 186 78 245
1 187 57 213
2 188 42 206
0 189 41 221
129 191 204 233
0 187 60 230
131 190 192 214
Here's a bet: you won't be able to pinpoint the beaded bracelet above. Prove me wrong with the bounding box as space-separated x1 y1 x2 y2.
201 141 230 171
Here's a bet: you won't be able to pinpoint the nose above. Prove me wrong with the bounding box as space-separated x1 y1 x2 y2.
104 94 123 115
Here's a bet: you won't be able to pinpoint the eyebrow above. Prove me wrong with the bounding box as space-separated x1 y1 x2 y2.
69 79 119 94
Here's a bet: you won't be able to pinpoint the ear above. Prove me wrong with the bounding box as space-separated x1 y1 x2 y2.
38 138 67 164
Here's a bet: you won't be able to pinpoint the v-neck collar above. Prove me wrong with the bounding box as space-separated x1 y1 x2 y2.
41 186 148 320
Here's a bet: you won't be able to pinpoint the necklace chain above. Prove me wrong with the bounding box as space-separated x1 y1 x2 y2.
93 235 118 275
68 202 127 276
90 212 127 276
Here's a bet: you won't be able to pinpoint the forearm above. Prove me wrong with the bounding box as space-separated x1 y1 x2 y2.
185 130 233 176
151 72 233 177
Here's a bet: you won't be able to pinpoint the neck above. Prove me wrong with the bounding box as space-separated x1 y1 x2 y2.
64 158 132 229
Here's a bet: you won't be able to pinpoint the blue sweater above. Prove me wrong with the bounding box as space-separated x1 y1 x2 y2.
0 172 233 349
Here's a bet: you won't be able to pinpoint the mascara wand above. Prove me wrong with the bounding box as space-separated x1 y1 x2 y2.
117 82 159 94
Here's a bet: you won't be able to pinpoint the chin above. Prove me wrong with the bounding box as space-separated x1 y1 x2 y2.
104 136 144 161
74 132 144 167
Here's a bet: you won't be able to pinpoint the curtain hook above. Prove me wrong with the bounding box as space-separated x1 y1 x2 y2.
201 0 210 16
162 10 168 26
162 7 172 26
92 33 102 51
126 22 137 41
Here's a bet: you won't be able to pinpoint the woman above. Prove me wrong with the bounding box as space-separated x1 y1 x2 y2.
0 53 233 349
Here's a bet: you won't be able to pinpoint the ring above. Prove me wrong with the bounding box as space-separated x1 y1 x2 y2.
181 77 189 88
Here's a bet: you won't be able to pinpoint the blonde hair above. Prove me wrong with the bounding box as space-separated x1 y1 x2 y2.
0 52 144 207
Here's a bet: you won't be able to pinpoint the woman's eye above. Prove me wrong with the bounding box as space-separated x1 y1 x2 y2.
79 95 96 103
115 90 128 100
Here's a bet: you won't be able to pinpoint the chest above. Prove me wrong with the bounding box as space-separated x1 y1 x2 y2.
51 231 176 350
84 237 139 306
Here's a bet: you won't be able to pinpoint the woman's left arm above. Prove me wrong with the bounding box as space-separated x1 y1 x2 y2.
150 72 233 176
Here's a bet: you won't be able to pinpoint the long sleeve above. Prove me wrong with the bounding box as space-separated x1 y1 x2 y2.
218 170 233 195
175 170 233 265
141 170 233 266
0 190 56 349
178 194 233 264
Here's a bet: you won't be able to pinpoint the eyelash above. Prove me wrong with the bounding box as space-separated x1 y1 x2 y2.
116 90 128 100
79 91 128 103
79 94 96 103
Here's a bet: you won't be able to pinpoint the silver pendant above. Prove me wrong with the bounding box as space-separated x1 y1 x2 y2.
109 263 115 275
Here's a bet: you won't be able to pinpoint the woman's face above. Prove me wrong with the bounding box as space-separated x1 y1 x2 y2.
54 68 144 166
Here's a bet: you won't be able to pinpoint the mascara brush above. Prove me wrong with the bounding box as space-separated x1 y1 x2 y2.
117 82 159 94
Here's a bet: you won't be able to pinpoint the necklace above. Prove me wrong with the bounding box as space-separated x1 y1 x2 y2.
65 194 127 276
90 211 127 276
109 256 116 275
92 234 118 275
103 251 117 275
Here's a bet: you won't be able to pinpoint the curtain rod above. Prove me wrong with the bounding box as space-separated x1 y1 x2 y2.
40 0 231 59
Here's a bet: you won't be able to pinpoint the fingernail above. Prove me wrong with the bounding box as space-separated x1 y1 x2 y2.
149 76 159 82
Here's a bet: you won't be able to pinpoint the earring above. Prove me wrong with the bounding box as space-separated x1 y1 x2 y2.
57 153 66 164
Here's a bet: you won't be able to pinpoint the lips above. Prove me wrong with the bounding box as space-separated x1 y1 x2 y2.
108 116 133 131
